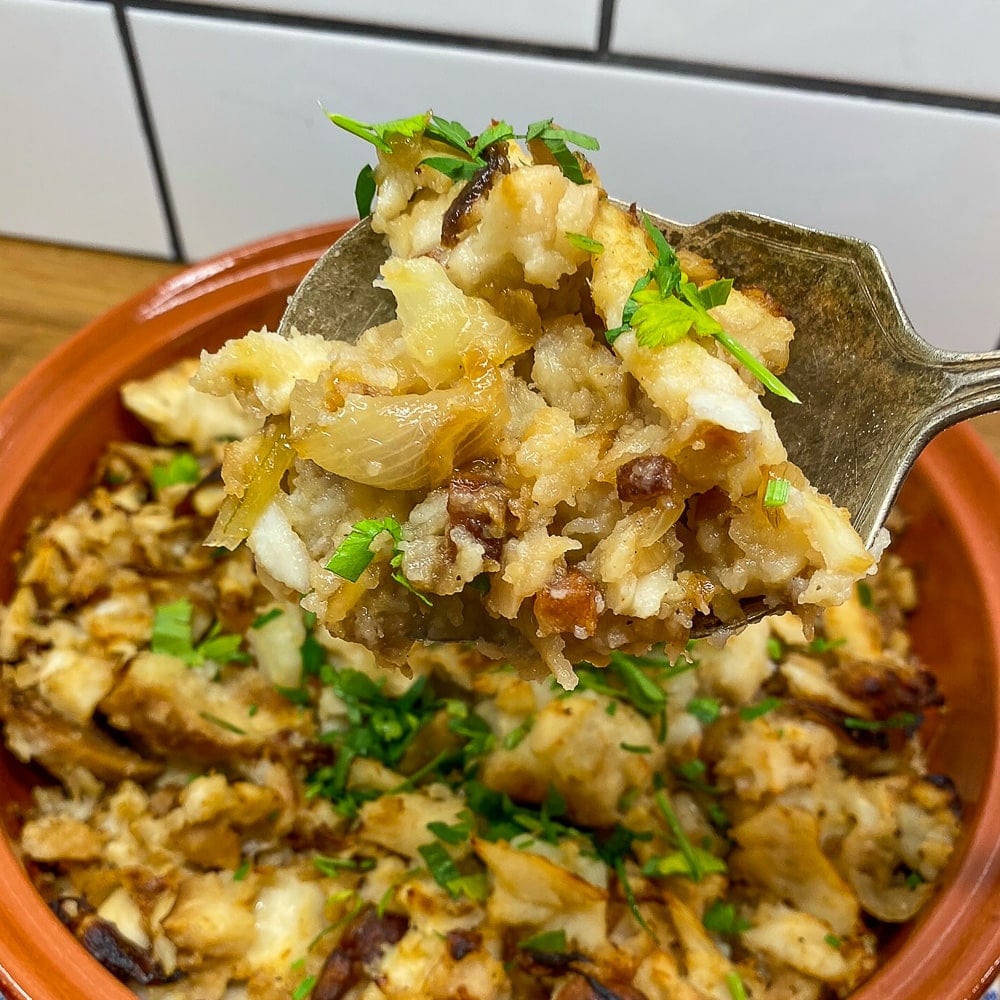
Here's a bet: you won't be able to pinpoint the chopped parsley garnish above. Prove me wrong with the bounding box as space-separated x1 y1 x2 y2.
606 216 799 403
503 717 534 750
313 854 376 875
739 697 782 722
857 580 875 609
326 516 431 605
825 933 843 949
291 975 317 1000
417 841 487 900
905 870 925 890
808 635 847 654
766 636 785 661
843 712 921 732
518 929 567 953
763 476 791 508
565 232 603 254
232 859 251 881
328 111 600 214
427 812 474 845
686 697 722 726
151 599 248 667
326 111 430 153
726 971 749 1000
326 517 403 582
642 846 727 880
620 742 652 754
703 900 750 936
198 711 246 735
250 607 284 629
150 451 200 493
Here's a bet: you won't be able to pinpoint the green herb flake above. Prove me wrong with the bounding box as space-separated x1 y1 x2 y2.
233 859 251 881
565 231 604 254
856 580 875 609
763 476 791 508
905 870 925 890
150 599 247 667
739 697 782 722
251 607 284 630
198 711 246 735
291 974 317 1000
766 636 785 661
427 812 473 846
620 742 652 754
844 712 921 732
150 599 195 660
503 717 534 750
150 451 201 493
808 635 847 654
703 900 751 936
642 846 727 880
418 841 463 893
654 789 710 882
313 854 376 876
686 697 722 726
326 111 430 153
609 217 799 403
326 517 403 582
518 929 567 953
354 162 377 217
726 971 749 1000
825 933 843 949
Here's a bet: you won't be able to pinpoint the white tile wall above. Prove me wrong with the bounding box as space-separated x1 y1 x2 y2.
0 0 171 255
184 0 602 49
611 0 1000 102
130 10 1000 352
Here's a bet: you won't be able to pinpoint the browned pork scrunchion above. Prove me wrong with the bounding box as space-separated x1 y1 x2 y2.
312 907 410 1000
53 897 179 986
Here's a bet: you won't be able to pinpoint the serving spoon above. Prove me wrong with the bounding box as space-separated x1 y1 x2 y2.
278 207 1000 636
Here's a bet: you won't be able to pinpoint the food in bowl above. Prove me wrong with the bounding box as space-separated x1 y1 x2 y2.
0 361 959 999
193 112 878 688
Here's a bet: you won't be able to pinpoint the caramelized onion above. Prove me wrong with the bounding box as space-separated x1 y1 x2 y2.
293 370 507 491
206 417 295 549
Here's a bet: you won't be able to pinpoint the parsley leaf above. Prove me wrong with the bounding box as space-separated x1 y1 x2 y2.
327 516 431 605
843 712 921 732
150 451 200 493
763 476 791 508
609 215 800 403
327 111 430 153
565 231 604 254
686 697 722 726
739 697 782 721
327 517 402 582
354 163 376 217
642 846 727 879
150 599 247 667
703 900 751 936
518 929 567 953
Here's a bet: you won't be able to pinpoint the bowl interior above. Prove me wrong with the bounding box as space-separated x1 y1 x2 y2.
2 223 1000 1000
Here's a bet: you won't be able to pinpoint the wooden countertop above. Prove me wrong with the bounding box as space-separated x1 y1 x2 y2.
3 234 1000 458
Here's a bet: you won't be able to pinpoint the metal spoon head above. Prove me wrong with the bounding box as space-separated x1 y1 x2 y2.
278 206 945 640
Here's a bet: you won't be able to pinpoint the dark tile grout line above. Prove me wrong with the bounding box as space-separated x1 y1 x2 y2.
597 0 615 53
111 1 185 260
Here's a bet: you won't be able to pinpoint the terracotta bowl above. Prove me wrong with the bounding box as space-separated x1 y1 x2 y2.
2 223 1000 1000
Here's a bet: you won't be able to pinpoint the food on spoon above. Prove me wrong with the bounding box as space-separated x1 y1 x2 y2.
0 373 957 998
195 113 879 688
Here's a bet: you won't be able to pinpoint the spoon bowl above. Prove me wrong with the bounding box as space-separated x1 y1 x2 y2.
279 207 1000 636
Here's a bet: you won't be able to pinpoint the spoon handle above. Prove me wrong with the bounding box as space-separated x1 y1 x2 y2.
931 351 1000 430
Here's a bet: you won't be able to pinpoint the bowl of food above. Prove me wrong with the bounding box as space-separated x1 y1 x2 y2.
3 116 1000 1000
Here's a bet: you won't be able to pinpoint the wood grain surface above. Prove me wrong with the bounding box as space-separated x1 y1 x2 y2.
2 234 999 458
